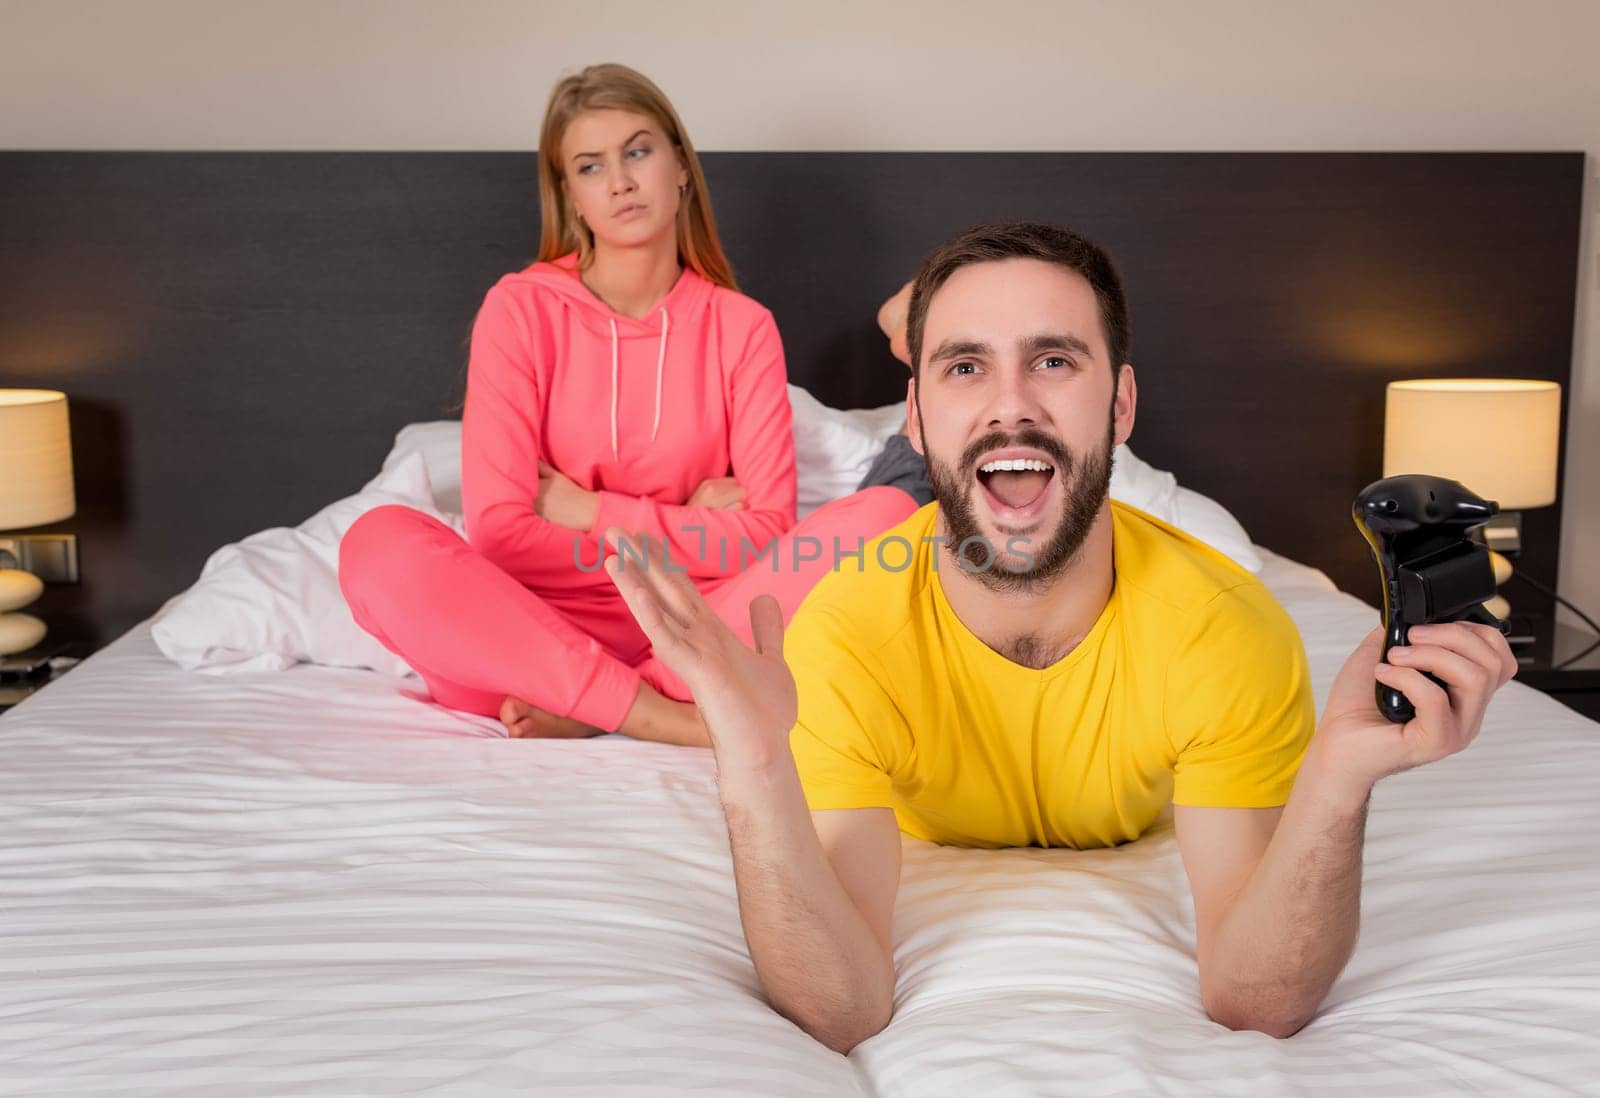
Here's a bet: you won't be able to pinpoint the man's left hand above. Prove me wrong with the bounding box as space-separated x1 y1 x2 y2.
535 461 600 531
1303 622 1517 803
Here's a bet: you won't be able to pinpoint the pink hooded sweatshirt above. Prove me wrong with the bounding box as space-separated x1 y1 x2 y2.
461 253 798 597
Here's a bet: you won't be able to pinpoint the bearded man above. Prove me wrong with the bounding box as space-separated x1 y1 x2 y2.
601 221 1517 1051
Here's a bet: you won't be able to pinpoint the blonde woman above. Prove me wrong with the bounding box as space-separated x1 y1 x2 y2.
339 64 914 746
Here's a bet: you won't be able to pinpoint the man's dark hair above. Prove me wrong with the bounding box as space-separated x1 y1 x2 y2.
905 221 1131 380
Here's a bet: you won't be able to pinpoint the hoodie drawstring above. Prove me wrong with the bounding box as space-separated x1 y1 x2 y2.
651 307 669 444
608 306 670 461
608 317 620 460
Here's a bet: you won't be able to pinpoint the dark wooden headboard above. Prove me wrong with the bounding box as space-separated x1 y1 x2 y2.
0 152 1582 645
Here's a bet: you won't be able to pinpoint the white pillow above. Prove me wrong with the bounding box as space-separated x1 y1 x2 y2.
151 453 458 678
787 385 904 517
1170 486 1263 572
1108 446 1263 573
374 420 463 514
1108 442 1178 519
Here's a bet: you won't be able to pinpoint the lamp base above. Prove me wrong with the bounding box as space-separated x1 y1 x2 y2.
0 612 48 657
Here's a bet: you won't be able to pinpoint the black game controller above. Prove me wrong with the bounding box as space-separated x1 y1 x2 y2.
1353 475 1508 723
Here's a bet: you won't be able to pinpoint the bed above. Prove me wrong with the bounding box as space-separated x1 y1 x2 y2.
2 151 1596 1095
5 531 1599 1095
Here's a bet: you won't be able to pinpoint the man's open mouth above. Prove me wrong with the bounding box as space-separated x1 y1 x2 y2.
975 457 1056 512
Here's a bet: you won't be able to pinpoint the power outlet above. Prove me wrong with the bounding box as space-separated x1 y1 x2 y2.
0 535 80 584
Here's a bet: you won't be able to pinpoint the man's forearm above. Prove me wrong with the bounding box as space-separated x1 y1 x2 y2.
1203 773 1371 1036
718 756 894 1053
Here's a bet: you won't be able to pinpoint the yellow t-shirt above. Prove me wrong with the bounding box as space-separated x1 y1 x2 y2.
786 501 1315 849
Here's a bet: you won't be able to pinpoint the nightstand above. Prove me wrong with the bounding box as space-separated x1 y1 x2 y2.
1515 621 1600 723
0 643 89 712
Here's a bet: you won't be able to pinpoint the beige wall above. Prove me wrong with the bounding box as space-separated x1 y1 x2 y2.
2 0 1596 623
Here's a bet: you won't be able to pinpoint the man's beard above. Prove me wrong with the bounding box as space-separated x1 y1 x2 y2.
923 413 1115 593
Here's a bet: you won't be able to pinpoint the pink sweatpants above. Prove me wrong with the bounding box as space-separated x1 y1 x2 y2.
338 487 917 730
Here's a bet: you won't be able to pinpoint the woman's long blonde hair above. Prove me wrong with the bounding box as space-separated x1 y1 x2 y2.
536 63 737 291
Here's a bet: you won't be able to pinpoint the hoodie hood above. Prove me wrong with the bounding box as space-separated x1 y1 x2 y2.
523 253 716 460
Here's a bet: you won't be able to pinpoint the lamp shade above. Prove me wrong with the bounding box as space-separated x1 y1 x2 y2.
0 389 76 529
1383 379 1561 509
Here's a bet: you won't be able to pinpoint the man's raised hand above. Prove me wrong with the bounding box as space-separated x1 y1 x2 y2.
602 528 798 775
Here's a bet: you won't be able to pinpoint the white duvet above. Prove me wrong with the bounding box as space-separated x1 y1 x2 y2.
3 550 1598 1097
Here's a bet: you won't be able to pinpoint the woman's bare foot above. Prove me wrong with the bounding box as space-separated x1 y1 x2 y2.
498 686 708 747
499 695 603 739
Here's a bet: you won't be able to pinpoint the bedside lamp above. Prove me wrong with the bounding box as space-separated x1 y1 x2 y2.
0 390 76 657
1383 378 1562 630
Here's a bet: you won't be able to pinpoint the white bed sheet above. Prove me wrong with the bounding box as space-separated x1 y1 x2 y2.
3 548 1598 1096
